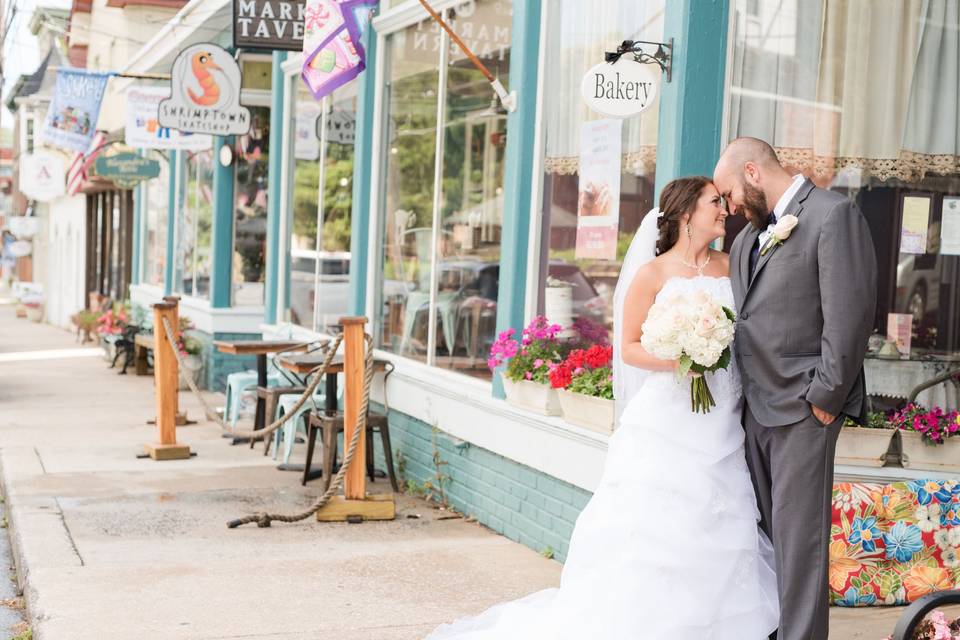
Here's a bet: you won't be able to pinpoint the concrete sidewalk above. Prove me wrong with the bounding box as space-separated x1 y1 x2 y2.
0 306 929 638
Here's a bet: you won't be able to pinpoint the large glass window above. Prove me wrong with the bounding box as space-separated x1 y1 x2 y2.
234 105 270 306
726 0 960 408
287 79 356 332
175 149 214 298
376 1 510 380
535 0 664 343
142 151 169 287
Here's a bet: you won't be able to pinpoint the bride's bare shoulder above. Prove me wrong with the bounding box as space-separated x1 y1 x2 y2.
628 256 669 295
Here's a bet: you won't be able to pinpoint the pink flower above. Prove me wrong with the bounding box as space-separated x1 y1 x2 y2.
524 372 533 380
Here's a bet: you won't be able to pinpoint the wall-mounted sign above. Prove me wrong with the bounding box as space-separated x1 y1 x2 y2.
234 0 306 50
94 153 161 189
159 44 251 136
41 70 111 153
580 59 657 119
126 86 212 151
295 102 321 160
20 151 66 202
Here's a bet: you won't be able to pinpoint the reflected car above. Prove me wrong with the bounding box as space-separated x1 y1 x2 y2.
288 249 350 329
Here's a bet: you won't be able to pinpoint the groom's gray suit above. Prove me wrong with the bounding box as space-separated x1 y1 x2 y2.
730 179 877 640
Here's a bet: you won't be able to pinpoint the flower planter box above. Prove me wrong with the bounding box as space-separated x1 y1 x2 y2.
502 377 562 416
25 306 43 322
557 389 614 435
835 426 894 467
900 431 960 473
178 355 203 391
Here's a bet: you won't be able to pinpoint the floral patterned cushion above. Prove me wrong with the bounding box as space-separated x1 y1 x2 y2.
830 480 960 607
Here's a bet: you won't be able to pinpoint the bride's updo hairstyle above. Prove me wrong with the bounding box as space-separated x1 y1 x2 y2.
655 176 712 255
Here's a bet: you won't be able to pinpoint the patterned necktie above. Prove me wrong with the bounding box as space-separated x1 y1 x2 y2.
750 212 777 277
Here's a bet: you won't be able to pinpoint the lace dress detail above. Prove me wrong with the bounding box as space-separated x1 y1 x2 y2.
426 275 778 640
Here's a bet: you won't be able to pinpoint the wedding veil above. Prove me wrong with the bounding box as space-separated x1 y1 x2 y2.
612 207 661 422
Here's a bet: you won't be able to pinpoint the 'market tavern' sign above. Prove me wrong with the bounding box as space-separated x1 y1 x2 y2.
580 59 658 119
233 0 306 51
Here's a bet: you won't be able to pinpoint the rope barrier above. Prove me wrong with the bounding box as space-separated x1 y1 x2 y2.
158 317 377 528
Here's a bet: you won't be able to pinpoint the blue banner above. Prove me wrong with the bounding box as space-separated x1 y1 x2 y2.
42 70 111 153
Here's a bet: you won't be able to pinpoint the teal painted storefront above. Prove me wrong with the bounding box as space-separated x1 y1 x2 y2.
132 0 731 560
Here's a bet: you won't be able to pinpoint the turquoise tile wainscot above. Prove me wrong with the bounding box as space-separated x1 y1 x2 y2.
203 331 262 390
372 406 590 562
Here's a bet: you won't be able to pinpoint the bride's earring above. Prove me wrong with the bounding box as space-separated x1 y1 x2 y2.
686 224 692 239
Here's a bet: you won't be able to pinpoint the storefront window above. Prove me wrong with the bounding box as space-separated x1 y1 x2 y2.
726 0 960 408
376 1 510 380
234 105 270 306
175 149 214 299
288 80 356 332
535 0 664 342
142 152 169 287
378 18 440 365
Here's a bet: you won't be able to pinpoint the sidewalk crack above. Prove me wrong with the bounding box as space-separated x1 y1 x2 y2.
33 447 46 474
53 498 84 567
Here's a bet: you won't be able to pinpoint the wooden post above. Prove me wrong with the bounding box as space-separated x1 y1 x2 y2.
341 317 367 500
316 317 394 522
144 301 191 460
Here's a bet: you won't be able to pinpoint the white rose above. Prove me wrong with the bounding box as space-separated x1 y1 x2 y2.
772 214 799 241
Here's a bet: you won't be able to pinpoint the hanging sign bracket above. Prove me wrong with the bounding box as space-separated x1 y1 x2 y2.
605 38 674 83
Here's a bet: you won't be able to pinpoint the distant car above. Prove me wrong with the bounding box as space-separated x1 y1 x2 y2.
895 253 941 324
288 249 350 330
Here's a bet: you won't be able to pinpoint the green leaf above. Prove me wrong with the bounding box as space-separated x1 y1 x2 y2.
723 306 736 322
677 355 693 379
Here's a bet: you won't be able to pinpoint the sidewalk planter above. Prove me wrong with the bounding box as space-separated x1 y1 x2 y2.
25 305 43 322
557 389 614 434
14 304 26 318
900 432 960 473
834 427 894 467
502 377 562 416
178 355 203 391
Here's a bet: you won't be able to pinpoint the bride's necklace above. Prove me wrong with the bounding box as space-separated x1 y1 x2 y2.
680 251 711 275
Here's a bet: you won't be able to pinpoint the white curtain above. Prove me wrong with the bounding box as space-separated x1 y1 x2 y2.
727 0 959 183
542 0 664 175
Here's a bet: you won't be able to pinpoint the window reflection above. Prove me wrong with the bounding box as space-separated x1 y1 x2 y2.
234 106 270 306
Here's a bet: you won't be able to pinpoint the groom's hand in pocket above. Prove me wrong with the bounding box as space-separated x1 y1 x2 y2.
811 403 836 426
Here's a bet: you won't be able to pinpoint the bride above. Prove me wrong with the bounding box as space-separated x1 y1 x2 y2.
426 177 779 639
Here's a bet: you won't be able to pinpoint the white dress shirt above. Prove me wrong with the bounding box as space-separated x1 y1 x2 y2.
758 174 805 250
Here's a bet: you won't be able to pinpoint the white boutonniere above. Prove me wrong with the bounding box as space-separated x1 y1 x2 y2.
760 214 799 256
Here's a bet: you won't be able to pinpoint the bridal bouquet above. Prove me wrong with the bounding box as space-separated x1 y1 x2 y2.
640 290 736 413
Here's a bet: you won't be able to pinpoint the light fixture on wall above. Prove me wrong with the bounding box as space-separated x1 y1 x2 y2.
218 144 234 168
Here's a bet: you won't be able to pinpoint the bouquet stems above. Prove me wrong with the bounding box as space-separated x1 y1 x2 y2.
690 376 716 414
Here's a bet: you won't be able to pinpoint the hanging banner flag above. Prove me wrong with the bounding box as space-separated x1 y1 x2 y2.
301 0 377 100
575 118 622 260
234 0 306 51
159 44 251 136
41 70 111 154
126 87 212 151
20 151 66 202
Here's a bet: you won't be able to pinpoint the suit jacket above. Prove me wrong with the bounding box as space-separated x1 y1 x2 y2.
729 179 878 427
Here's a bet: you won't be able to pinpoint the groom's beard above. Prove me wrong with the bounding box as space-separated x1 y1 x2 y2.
740 182 770 230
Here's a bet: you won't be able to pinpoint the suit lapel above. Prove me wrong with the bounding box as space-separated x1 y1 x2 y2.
745 179 815 297
738 226 760 302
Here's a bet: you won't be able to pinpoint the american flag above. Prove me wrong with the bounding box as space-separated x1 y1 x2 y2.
66 131 107 196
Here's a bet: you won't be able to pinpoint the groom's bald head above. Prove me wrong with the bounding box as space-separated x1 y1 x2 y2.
714 137 793 229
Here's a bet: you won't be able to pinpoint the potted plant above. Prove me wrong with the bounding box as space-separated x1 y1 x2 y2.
835 411 895 467
550 344 615 434
24 300 43 322
177 316 204 390
70 309 99 343
489 316 567 416
892 403 960 473
96 303 130 361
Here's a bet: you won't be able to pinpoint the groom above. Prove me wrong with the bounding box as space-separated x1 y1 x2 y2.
714 138 877 640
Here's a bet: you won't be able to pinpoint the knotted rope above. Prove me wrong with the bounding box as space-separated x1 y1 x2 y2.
159 318 376 527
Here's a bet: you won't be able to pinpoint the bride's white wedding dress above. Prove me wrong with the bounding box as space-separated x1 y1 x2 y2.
426 276 778 639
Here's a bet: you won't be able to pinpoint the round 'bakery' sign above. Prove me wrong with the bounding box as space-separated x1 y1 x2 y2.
581 59 658 119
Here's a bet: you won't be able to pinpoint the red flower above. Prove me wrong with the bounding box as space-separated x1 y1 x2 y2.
584 344 613 369
566 349 587 370
549 363 573 389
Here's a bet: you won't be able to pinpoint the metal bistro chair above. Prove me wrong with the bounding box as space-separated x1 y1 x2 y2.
892 590 960 640
907 365 960 409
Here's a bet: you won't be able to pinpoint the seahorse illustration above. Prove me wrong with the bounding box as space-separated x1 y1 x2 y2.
186 52 223 107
